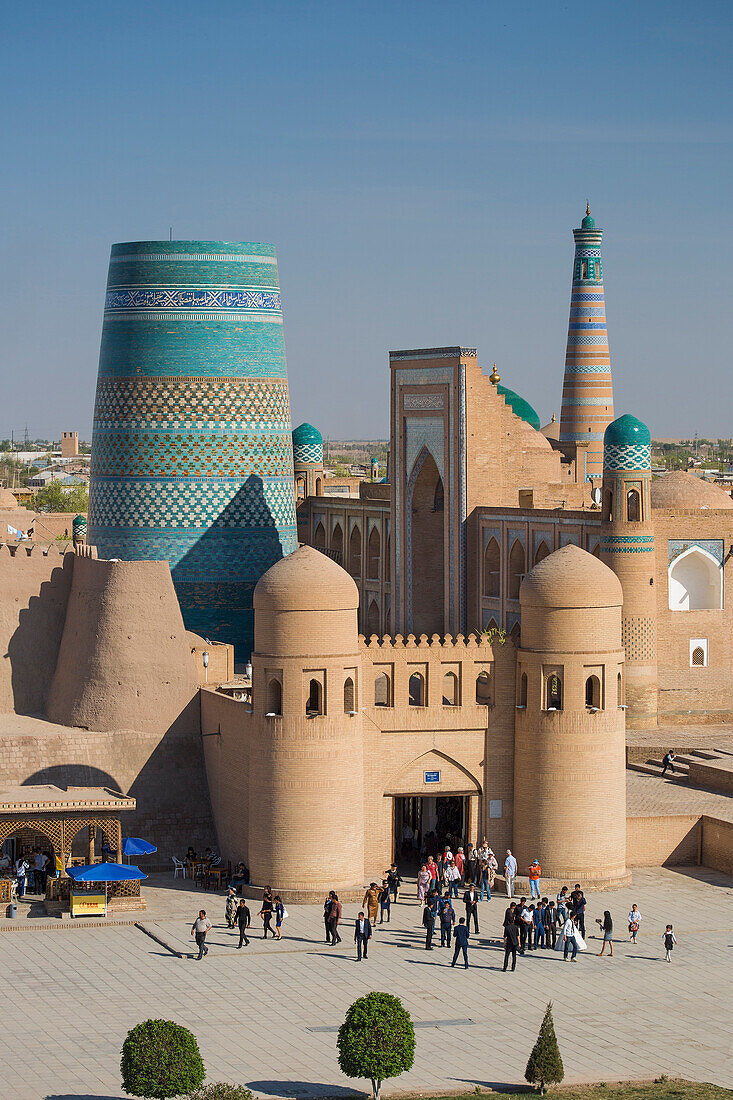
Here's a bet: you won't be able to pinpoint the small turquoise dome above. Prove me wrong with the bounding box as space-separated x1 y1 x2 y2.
496 385 541 431
604 414 651 447
581 203 595 229
292 422 323 447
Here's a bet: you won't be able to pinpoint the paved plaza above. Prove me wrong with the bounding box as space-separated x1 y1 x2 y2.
1 866 732 1100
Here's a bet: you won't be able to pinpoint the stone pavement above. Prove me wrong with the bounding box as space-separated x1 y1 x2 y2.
626 769 733 822
2 867 733 1100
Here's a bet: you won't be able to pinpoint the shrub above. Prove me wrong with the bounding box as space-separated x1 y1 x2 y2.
187 1087 254 1100
525 1002 564 1094
121 1018 205 1098
337 991 415 1100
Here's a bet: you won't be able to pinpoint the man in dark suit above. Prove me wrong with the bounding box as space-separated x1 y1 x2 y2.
503 918 520 971
354 911 372 961
236 899 251 948
423 894 437 950
463 884 479 933
451 917 470 968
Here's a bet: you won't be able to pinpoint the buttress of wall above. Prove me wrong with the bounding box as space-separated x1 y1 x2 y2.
47 556 200 737
653 509 733 723
0 545 74 716
358 631 517 875
464 360 588 511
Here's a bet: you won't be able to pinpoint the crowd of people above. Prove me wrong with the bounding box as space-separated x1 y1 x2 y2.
186 836 677 969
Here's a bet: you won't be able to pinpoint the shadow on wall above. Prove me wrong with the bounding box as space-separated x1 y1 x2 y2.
15 700 215 859
172 475 288 657
23 764 122 792
6 556 74 715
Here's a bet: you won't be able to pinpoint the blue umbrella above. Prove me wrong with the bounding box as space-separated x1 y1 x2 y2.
68 862 148 882
122 837 157 858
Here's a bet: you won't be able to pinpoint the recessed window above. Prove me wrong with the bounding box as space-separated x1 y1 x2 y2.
442 671 458 706
343 677 355 712
627 489 641 522
585 675 601 709
306 678 323 716
374 672 391 707
690 639 708 667
408 672 425 707
267 679 282 716
546 674 563 711
476 671 492 705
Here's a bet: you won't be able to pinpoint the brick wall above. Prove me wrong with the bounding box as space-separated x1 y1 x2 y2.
626 814 701 866
701 815 733 875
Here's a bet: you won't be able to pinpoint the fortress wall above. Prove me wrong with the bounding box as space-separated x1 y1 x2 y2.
47 555 200 735
0 719 214 859
0 545 73 715
200 689 255 868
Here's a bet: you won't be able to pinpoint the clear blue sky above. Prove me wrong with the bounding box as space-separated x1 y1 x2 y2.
2 1 732 441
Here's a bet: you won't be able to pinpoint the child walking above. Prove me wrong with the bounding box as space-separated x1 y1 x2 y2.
662 924 677 962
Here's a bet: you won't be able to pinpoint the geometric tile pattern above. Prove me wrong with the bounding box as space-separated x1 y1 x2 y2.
93 377 291 431
604 442 652 471
88 239 297 657
90 430 294 478
601 534 655 554
622 616 656 661
559 210 614 481
293 442 323 464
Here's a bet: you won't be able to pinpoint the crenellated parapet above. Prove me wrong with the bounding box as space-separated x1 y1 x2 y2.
359 629 513 718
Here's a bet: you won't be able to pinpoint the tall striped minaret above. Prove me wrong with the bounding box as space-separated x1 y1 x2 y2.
559 205 614 482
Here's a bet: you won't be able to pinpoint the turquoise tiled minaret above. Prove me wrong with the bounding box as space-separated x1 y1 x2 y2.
559 205 615 481
87 240 297 657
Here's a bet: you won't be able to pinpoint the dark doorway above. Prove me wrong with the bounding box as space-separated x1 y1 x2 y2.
393 794 468 863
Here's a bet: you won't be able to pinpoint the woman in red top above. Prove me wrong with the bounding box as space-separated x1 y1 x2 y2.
426 855 438 883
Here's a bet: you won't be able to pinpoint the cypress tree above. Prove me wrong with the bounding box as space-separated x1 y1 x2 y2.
525 1001 564 1095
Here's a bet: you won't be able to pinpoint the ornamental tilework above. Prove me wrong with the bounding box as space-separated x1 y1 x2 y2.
91 430 293 479
622 617 656 661
668 539 724 565
601 535 655 554
603 443 652 471
293 443 323 464
93 377 291 430
105 288 281 313
88 240 297 657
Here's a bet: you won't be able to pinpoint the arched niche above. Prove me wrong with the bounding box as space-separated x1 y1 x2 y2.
668 546 723 611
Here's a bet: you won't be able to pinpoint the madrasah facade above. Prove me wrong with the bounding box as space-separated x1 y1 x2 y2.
2 208 733 899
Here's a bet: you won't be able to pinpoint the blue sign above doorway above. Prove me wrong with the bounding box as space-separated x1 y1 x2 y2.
424 770 440 784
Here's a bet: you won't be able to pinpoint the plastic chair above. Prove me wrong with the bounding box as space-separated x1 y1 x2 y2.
172 856 186 879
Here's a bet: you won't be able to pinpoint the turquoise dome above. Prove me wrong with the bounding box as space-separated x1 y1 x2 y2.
604 414 651 447
496 385 541 431
292 422 323 447
581 212 595 229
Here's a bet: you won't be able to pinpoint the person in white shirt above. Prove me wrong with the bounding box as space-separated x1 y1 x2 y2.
444 859 460 898
190 910 212 959
563 916 578 961
627 904 642 943
15 855 29 898
504 850 517 897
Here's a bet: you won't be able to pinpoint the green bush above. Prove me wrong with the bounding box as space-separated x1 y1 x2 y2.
187 1086 254 1100
121 1018 205 1098
525 1002 564 1094
337 990 415 1100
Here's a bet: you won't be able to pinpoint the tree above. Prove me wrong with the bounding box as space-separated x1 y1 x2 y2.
525 1002 564 1094
120 1018 205 1099
337 991 415 1100
34 480 88 513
